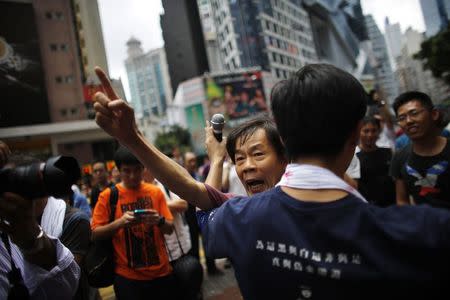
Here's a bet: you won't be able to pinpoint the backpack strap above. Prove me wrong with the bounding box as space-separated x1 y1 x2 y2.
109 185 119 222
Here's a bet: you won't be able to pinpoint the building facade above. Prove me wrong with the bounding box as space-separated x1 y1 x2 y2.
125 38 173 118
364 15 399 104
208 0 317 80
420 0 450 37
160 0 209 93
0 0 115 163
384 18 402 71
396 27 450 104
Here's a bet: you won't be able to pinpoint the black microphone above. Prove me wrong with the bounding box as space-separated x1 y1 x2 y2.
210 114 225 142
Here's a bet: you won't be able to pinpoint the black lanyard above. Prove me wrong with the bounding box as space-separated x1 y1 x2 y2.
1 233 30 300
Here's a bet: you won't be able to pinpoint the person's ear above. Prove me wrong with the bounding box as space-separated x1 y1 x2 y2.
431 108 440 123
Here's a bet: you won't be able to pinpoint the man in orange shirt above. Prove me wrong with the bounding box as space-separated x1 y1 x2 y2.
91 146 175 299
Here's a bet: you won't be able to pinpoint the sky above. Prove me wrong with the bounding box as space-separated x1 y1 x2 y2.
98 0 426 101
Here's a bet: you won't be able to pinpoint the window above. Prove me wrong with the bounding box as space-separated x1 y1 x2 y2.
65 75 74 83
60 44 68 51
50 44 57 51
55 76 63 83
55 12 64 20
70 107 78 115
231 57 237 68
60 108 67 116
45 11 52 19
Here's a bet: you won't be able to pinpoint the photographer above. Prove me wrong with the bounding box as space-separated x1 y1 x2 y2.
0 143 80 299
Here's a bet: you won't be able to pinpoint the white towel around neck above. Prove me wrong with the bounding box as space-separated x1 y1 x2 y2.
276 164 367 202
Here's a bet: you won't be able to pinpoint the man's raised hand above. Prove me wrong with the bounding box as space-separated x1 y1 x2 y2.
93 66 139 144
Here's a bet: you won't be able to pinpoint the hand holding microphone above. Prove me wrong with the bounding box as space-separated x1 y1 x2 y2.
205 114 227 164
210 114 225 142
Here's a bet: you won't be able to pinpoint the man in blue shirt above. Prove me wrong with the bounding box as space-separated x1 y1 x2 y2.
92 65 450 299
198 65 450 299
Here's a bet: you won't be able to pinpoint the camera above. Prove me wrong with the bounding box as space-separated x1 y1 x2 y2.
0 156 81 199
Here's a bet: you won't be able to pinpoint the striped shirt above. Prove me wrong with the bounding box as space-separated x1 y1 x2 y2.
0 233 80 299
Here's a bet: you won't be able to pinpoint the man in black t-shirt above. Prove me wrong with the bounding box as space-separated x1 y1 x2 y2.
390 91 450 208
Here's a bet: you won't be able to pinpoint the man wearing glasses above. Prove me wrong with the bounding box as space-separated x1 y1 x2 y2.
390 91 450 208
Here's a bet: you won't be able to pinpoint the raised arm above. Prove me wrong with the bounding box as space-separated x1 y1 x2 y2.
93 67 213 210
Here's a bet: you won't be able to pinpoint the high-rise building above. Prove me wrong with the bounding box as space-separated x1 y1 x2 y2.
365 15 399 104
0 0 115 163
125 38 173 118
207 0 317 80
72 0 109 82
303 0 368 74
160 0 209 93
197 0 223 72
396 27 450 103
384 18 403 71
420 0 450 37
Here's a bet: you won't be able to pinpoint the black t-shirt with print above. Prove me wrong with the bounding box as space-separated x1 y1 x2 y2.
357 147 396 207
390 139 450 209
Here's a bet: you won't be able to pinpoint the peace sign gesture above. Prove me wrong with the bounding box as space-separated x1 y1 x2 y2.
93 66 140 145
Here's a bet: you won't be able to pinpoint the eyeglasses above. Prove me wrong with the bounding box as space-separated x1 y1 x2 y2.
396 109 426 124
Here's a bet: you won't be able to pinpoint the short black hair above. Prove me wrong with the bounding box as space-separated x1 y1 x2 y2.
226 116 285 164
114 146 142 169
392 91 434 115
361 116 381 129
271 64 367 159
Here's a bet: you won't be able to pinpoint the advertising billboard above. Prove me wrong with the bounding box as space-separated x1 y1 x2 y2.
0 1 50 127
185 103 206 155
204 70 269 127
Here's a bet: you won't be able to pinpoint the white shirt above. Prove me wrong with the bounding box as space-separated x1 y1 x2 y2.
0 234 80 299
224 162 247 196
346 154 361 179
154 181 192 261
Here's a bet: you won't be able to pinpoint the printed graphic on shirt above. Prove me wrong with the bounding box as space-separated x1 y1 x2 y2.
255 239 362 281
406 161 448 197
121 196 160 268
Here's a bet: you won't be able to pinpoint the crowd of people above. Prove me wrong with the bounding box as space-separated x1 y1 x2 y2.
1 63 449 299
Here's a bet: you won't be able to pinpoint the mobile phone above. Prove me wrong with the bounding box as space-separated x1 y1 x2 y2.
134 209 152 217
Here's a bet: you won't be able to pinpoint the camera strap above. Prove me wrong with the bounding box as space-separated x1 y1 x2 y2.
1 232 30 299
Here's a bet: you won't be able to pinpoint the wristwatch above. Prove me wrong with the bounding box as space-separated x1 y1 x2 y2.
20 225 46 256
157 216 166 227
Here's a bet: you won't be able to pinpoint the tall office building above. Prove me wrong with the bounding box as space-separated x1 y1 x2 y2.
384 18 402 71
365 15 399 104
125 38 173 118
197 0 223 72
396 28 450 103
160 0 209 93
303 0 369 74
208 0 317 80
420 0 450 37
71 0 109 82
0 0 115 163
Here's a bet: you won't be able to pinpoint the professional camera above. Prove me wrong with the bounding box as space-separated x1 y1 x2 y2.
0 156 81 199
